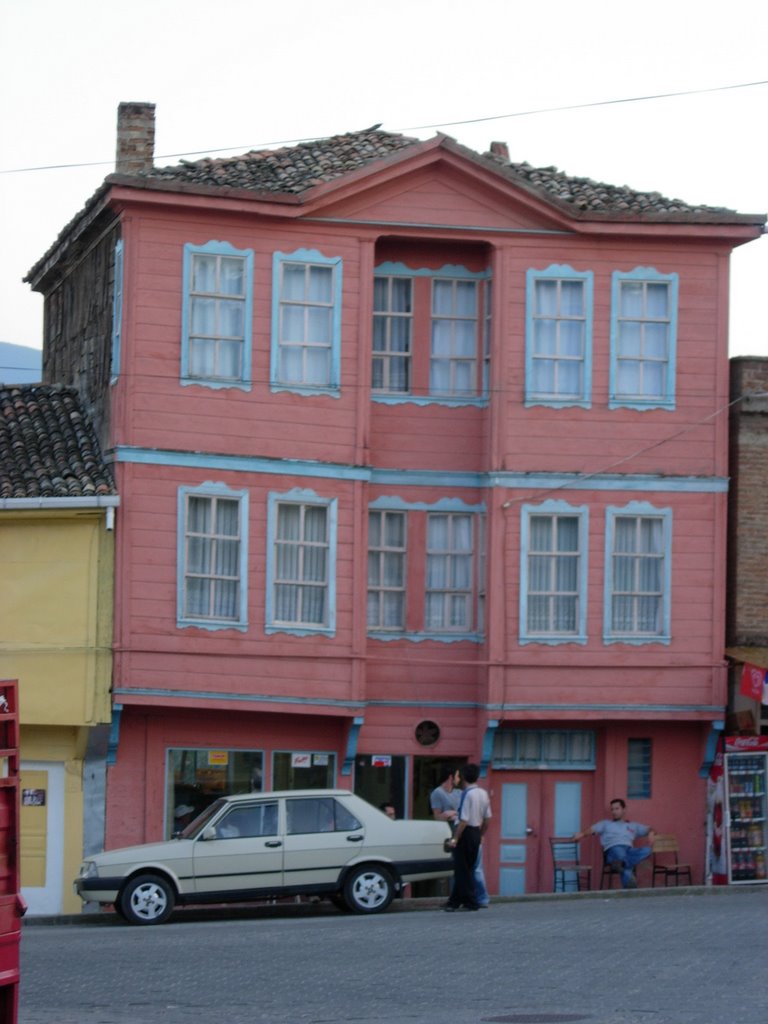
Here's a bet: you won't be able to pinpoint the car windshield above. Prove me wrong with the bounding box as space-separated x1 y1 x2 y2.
177 798 227 839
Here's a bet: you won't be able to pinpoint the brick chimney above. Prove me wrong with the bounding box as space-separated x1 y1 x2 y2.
489 141 510 161
115 102 156 174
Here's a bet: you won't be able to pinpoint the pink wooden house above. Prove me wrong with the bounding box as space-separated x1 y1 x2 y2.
26 102 764 894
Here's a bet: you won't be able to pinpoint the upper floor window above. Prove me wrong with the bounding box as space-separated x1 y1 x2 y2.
367 510 407 630
181 241 253 390
520 501 588 644
372 277 412 393
271 249 342 396
610 267 678 409
367 501 484 641
425 512 474 631
430 279 478 398
525 265 593 407
604 502 671 644
372 264 490 405
266 490 337 636
177 483 248 631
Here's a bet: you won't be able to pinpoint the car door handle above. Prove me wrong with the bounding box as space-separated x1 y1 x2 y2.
264 841 282 848
346 835 364 842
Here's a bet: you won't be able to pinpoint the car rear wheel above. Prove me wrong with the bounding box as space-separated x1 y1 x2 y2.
119 874 175 925
343 865 394 914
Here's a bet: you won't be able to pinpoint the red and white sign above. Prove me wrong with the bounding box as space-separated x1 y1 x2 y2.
739 662 766 701
291 753 312 768
725 735 768 752
371 755 392 768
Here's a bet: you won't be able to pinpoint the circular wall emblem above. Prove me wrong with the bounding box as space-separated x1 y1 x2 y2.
415 720 440 746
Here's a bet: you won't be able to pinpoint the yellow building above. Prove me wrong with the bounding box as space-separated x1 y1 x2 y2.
0 384 117 914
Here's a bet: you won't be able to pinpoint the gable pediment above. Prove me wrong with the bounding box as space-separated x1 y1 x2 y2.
301 153 573 233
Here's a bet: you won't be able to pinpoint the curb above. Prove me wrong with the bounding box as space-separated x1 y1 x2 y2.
22 883 766 926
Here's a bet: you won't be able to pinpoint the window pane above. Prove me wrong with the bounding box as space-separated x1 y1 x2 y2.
646 284 668 318
191 297 216 335
220 258 244 296
391 278 412 312
620 282 644 317
307 306 331 345
560 280 584 316
192 255 217 293
535 280 557 316
433 280 453 315
308 265 332 303
282 264 306 300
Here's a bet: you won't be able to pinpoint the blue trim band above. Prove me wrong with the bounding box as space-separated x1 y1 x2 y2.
114 448 728 493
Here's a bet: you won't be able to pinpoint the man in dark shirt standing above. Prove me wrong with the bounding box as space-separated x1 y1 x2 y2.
444 763 491 911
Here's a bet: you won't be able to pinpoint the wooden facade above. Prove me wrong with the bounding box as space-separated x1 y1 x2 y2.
27 116 765 895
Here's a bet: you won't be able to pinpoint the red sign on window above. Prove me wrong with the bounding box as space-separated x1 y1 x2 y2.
739 663 766 701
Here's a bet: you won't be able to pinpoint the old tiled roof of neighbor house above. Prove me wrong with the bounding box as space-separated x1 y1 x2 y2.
0 384 116 500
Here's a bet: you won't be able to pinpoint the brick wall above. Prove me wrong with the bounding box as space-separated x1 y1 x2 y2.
728 357 768 645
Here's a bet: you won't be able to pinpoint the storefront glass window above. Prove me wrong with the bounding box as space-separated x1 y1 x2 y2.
167 748 263 838
272 751 336 790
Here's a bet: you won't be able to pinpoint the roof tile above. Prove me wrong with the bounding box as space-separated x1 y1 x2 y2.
0 385 116 500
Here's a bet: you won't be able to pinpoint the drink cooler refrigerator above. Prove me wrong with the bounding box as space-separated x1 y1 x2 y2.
724 751 768 884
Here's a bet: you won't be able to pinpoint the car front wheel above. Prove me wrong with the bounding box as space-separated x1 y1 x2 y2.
343 865 394 914
119 874 175 925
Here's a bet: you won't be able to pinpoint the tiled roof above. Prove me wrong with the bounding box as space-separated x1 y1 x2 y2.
143 129 418 195
0 385 116 500
488 154 733 217
139 128 737 217
26 128 763 289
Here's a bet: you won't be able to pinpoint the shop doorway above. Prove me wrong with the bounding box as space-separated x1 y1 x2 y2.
498 773 593 895
412 755 468 821
353 755 406 818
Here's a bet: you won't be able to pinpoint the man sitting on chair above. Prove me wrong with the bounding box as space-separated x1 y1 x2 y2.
573 798 655 889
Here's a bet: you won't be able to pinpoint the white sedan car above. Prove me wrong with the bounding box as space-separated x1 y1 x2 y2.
75 789 453 925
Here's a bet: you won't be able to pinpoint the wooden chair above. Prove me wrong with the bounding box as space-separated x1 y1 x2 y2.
550 838 592 892
651 834 693 886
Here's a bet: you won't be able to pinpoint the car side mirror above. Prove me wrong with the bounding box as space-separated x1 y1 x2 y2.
201 826 217 842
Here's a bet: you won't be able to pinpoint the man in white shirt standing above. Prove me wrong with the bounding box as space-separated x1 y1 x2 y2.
445 763 492 911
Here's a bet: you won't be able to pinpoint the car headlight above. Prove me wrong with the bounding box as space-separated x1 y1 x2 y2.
78 860 98 879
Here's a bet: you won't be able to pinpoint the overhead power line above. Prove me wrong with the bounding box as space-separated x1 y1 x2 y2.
1 78 766 176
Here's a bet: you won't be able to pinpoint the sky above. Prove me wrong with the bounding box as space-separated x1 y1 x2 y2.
1 0 766 359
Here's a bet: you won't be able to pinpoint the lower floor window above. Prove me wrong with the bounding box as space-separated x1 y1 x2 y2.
272 751 336 790
167 747 263 838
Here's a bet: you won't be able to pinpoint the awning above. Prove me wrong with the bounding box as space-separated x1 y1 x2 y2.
725 647 768 670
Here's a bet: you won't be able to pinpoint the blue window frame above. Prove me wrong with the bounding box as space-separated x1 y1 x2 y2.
181 241 253 390
110 239 124 385
372 262 491 406
177 483 248 631
271 249 342 396
525 265 593 407
492 730 596 770
520 501 588 644
610 267 678 410
266 489 337 636
603 501 672 644
366 497 485 643
627 738 652 798
367 510 407 631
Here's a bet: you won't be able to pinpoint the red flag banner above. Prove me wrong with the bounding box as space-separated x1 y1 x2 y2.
739 662 766 700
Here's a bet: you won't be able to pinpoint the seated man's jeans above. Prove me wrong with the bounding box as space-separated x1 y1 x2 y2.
605 844 652 887
474 845 489 906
